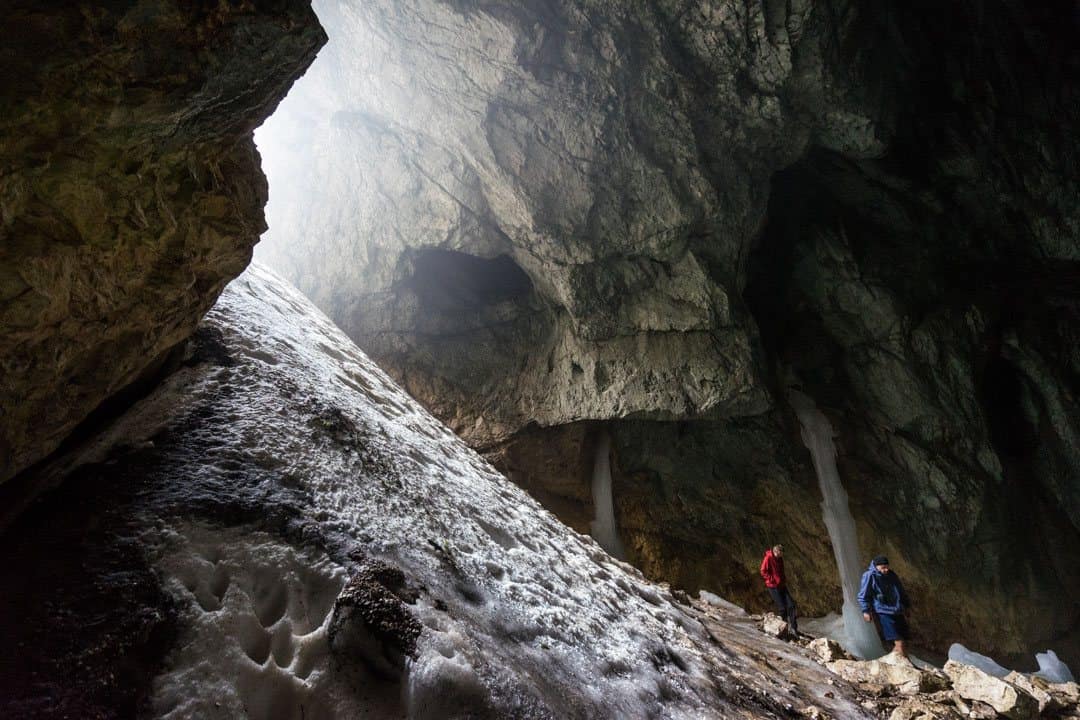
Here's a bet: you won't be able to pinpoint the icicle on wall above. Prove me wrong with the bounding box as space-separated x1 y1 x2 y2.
590 430 625 559
789 389 885 659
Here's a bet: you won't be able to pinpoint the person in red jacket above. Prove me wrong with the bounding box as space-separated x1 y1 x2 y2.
760 544 799 636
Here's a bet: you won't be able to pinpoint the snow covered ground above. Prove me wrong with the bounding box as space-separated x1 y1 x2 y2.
7 265 874 718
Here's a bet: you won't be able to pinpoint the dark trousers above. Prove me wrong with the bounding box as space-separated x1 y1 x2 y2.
768 587 799 634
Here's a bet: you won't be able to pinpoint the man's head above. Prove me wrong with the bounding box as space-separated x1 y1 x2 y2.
773 544 784 557
872 555 890 573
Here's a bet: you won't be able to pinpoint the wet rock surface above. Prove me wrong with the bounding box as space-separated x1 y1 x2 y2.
0 0 325 483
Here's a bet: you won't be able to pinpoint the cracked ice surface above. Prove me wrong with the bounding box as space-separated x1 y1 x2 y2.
63 264 869 718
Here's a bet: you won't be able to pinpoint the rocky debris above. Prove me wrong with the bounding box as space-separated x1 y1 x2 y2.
1048 682 1080 712
807 645 1080 720
944 660 1040 720
887 695 965 720
1006 672 1056 714
0 1 326 484
970 702 1005 719
762 612 794 639
809 637 853 664
827 655 950 697
689 603 876 719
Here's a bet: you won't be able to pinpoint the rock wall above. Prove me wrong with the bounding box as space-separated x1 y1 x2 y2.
255 0 891 445
743 2 1080 664
254 0 1079 665
486 415 844 620
0 1 325 483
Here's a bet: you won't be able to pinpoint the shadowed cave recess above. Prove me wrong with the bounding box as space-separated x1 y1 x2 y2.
1 0 1079 717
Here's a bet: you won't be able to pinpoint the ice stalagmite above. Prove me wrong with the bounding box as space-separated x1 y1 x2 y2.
590 430 626 559
790 390 885 660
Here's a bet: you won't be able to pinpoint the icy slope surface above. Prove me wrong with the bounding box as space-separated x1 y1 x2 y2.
8 265 870 719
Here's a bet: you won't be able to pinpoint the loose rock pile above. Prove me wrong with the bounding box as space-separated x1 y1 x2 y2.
756 614 1079 720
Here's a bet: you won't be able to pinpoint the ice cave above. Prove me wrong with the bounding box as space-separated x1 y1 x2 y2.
1 1 1079 718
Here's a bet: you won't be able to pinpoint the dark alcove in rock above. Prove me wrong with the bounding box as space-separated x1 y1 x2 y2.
407 249 534 312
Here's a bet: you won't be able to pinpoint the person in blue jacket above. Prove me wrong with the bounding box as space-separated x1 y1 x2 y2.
858 555 912 658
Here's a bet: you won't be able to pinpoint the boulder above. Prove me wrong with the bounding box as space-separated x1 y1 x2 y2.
762 613 792 639
1047 680 1080 716
944 660 1039 720
1004 671 1053 713
0 1 326 486
827 655 950 696
808 637 850 664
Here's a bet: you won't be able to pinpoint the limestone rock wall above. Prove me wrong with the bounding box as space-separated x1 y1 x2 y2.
744 2 1080 665
486 416 843 620
254 0 1079 666
0 1 325 482
255 0 886 445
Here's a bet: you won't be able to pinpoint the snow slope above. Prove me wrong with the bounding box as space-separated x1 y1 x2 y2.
13 265 872 719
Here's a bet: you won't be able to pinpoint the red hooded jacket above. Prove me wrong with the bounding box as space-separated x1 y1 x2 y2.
760 549 786 589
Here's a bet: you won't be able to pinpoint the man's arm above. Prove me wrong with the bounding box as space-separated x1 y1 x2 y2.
759 554 770 582
857 571 873 614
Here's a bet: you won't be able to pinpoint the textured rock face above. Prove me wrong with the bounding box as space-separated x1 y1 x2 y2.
611 415 843 616
0 1 325 483
484 415 843 618
256 0 888 446
254 0 1080 666
944 661 1040 720
744 2 1080 664
808 637 849 664
827 657 948 697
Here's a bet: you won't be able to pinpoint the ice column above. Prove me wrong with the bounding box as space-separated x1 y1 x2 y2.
590 431 625 559
790 390 885 659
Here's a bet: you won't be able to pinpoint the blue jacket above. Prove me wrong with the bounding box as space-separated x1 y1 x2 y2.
857 561 910 615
